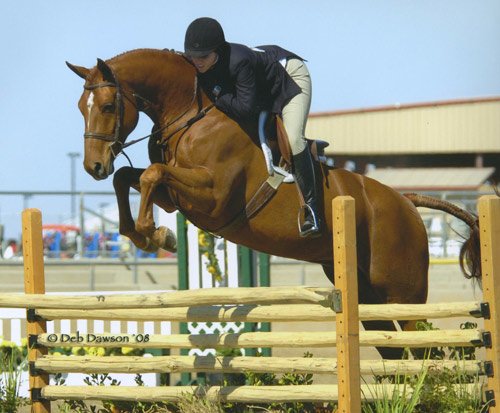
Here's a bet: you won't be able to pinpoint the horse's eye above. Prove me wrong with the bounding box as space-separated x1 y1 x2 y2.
102 102 116 113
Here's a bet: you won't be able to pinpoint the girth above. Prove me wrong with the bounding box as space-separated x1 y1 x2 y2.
205 174 286 238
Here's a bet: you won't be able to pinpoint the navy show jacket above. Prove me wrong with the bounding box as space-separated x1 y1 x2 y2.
197 43 304 121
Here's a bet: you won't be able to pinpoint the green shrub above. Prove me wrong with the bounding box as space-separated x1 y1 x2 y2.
0 344 28 413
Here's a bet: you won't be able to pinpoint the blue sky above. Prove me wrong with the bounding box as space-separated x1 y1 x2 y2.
0 0 499 239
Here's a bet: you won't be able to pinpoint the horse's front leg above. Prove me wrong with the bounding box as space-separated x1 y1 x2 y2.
113 167 156 252
113 166 177 252
135 163 215 250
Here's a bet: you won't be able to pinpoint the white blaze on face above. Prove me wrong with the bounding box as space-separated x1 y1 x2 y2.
86 92 95 129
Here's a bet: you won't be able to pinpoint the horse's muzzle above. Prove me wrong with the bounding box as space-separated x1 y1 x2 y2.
85 160 114 180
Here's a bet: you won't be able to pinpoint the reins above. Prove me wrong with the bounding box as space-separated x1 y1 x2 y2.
154 103 214 147
83 56 285 240
84 73 213 167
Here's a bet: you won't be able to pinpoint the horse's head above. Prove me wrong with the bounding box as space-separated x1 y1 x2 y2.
67 59 139 180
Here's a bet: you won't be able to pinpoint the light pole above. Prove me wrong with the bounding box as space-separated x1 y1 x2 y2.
67 152 81 223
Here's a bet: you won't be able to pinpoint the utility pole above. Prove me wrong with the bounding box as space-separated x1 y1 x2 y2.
67 152 81 224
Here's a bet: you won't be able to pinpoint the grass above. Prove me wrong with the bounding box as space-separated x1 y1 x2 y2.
0 344 28 413
361 362 485 413
0 363 488 413
360 321 488 413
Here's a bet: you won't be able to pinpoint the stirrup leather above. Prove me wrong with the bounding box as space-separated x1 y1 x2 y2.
258 111 294 183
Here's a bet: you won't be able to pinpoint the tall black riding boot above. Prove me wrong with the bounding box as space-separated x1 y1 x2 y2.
292 147 322 238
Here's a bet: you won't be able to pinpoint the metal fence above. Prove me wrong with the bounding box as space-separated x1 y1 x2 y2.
0 190 142 260
0 189 496 262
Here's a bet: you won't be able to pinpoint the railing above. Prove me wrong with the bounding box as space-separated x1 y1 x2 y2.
1 189 496 262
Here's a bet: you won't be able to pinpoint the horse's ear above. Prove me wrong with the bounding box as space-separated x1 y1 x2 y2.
66 61 90 79
96 58 116 83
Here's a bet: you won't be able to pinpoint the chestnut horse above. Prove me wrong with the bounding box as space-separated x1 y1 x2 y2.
67 49 481 358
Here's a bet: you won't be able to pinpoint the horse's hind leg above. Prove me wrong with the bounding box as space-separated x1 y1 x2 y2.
357 272 407 360
322 264 406 360
363 199 429 359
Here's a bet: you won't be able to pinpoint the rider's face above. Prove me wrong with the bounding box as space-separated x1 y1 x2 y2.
190 52 218 73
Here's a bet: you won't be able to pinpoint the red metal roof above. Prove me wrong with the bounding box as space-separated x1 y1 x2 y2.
309 96 500 118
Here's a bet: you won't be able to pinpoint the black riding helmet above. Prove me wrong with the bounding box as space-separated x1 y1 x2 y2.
184 17 226 57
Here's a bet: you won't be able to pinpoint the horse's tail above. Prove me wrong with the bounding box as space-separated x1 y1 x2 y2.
404 193 481 283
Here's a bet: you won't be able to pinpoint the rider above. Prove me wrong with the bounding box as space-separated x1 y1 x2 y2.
184 17 321 238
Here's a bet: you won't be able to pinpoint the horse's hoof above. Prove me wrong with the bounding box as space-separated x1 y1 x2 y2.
153 226 177 253
142 238 159 253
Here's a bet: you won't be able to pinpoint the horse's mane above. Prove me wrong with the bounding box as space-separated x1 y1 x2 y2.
107 48 188 65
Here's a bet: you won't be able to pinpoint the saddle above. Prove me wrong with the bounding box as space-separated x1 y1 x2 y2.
210 111 332 237
258 111 331 183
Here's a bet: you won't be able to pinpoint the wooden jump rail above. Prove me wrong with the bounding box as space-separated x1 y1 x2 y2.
1 196 498 412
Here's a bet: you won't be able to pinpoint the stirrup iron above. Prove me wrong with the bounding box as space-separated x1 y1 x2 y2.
297 204 320 237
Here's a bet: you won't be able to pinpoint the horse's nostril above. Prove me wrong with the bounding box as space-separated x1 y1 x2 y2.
94 163 102 175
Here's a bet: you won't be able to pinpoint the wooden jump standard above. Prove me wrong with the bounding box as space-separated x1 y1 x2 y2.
1 196 498 412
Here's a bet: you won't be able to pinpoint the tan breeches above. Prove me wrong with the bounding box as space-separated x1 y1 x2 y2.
281 58 312 155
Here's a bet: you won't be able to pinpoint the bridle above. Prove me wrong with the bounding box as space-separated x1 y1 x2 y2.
83 69 212 164
83 80 125 158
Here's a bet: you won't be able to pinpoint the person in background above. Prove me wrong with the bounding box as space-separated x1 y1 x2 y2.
3 239 18 259
183 17 321 238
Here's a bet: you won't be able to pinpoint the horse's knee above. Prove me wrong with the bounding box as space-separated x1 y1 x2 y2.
113 166 134 181
113 166 141 189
